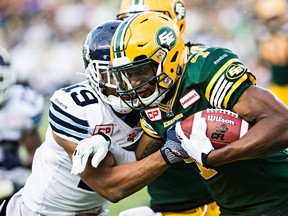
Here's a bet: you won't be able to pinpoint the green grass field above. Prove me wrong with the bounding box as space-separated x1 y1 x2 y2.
107 187 150 215
39 102 150 216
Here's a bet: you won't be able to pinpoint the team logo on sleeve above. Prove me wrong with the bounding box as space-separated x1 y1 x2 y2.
156 27 177 49
93 124 114 136
226 64 247 80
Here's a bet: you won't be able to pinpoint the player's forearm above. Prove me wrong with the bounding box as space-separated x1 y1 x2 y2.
206 86 288 167
82 151 169 203
207 115 288 167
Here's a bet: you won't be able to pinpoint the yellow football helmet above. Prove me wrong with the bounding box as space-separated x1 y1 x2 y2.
255 0 288 21
117 0 186 34
110 11 186 110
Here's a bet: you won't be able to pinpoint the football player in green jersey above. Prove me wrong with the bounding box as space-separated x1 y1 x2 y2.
117 1 220 215
108 11 288 215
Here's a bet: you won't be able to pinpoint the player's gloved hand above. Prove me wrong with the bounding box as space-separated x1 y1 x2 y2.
160 123 190 164
175 118 214 167
70 133 111 175
108 141 136 165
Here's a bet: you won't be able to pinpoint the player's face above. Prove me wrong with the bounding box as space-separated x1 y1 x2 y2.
114 60 157 100
101 72 118 96
126 63 156 98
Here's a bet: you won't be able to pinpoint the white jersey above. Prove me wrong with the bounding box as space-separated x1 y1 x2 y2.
21 80 143 215
0 84 44 142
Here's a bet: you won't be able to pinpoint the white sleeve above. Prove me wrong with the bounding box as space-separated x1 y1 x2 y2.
49 88 92 144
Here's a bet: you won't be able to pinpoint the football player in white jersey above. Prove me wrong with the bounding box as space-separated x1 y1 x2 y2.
6 19 189 216
6 20 143 216
0 47 44 216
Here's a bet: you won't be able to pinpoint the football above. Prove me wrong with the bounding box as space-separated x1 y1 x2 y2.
180 109 251 149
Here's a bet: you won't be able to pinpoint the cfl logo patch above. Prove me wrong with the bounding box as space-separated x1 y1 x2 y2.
145 107 162 122
93 124 114 136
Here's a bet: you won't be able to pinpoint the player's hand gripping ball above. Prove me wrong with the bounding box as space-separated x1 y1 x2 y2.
180 109 251 149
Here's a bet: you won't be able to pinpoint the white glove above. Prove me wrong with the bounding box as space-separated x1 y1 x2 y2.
71 133 136 176
70 133 111 175
175 118 214 166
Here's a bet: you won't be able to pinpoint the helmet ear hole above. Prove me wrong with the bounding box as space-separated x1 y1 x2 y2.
171 51 179 62
179 24 184 32
176 65 182 75
134 55 147 61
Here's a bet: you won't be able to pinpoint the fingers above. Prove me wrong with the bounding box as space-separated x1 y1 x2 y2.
91 146 108 168
70 150 81 175
196 118 207 136
181 142 188 152
70 134 111 175
71 148 91 175
175 121 185 141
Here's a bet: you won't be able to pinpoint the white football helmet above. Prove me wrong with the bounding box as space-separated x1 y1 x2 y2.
0 47 15 105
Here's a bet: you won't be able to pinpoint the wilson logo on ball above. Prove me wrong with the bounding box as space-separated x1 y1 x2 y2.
207 115 236 125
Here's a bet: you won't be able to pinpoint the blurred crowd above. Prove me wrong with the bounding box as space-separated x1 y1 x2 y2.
0 0 287 215
0 0 119 95
0 0 286 95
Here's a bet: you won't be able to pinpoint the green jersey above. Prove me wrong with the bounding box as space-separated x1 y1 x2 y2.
140 47 288 215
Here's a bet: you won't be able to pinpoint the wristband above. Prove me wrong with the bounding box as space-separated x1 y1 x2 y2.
201 150 214 169
95 132 111 148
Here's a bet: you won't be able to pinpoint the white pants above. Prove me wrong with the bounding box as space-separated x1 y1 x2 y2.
6 189 109 216
6 189 39 216
119 206 163 216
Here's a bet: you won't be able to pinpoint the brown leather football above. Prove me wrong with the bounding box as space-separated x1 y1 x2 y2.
180 109 251 149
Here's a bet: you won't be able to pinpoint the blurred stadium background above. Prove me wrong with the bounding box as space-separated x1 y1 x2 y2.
0 0 270 97
1 0 277 215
